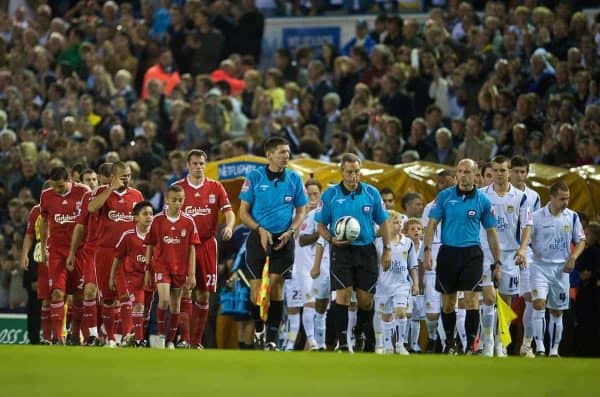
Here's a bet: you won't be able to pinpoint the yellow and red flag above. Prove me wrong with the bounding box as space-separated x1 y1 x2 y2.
257 256 271 321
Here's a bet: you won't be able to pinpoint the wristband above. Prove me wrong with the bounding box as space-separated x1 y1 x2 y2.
424 246 431 252
493 260 502 267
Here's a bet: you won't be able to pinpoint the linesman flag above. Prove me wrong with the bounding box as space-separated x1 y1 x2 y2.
257 256 271 321
496 290 518 348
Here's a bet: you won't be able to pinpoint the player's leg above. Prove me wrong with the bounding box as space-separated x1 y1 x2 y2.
191 240 217 348
265 272 285 350
329 245 354 352
38 262 52 344
48 251 68 344
519 260 535 357
131 281 145 346
440 292 458 354
435 246 461 354
314 298 328 350
354 244 378 353
496 250 519 356
284 278 303 351
393 290 410 355
155 278 171 349
373 295 386 353
178 288 193 348
166 284 184 349
459 246 483 355
424 271 442 353
95 248 119 346
531 261 550 356
479 250 497 357
454 293 465 353
380 306 394 354
80 246 99 345
348 297 358 351
546 267 570 357
409 295 423 353
301 274 318 350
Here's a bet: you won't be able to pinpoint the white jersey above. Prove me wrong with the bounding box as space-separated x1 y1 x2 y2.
523 185 541 213
480 184 532 253
530 205 585 264
375 235 417 297
421 200 441 271
293 209 318 276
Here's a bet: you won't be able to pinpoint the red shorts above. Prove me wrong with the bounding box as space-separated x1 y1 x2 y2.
195 238 217 293
48 249 77 294
37 261 50 300
153 267 187 288
95 246 127 300
126 271 145 305
74 246 97 287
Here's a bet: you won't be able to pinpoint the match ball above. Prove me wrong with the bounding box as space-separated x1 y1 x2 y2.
334 216 361 242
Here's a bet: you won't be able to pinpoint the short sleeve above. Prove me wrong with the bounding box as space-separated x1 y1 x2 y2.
145 218 159 246
429 191 445 221
519 193 533 227
40 191 49 219
572 213 585 244
407 241 418 269
238 171 255 204
190 220 201 245
374 238 383 259
314 189 332 226
293 172 308 208
116 234 128 259
480 195 497 229
217 182 232 212
300 211 317 235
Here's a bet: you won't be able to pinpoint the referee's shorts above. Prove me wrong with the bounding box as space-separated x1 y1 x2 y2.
244 229 294 280
435 245 483 294
330 243 378 294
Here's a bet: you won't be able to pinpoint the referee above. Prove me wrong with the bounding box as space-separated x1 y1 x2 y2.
239 136 308 350
315 153 391 352
423 159 501 354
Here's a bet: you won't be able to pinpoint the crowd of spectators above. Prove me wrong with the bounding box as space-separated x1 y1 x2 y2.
0 1 599 352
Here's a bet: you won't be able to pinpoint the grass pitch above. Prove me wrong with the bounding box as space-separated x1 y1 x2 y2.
0 346 597 397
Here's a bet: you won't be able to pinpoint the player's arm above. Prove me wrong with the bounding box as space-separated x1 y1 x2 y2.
516 225 532 267
88 178 122 213
565 239 586 273
144 244 154 288
378 219 392 270
423 218 439 271
66 224 85 270
186 244 196 289
222 209 235 241
410 266 419 296
109 257 122 291
310 240 324 279
274 204 306 251
485 227 502 278
299 229 319 246
39 216 48 265
20 233 33 270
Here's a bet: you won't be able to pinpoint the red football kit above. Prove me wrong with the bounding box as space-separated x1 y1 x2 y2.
174 176 232 292
115 228 148 305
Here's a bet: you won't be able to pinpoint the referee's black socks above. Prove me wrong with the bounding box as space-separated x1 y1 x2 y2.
357 307 375 352
266 300 284 344
251 304 264 334
441 310 456 347
333 302 349 350
465 309 479 351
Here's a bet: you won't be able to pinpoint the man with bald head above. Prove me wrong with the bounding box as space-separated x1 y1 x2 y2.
423 159 501 355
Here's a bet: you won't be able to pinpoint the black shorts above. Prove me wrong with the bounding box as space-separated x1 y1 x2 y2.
435 245 483 294
244 230 294 280
330 243 378 294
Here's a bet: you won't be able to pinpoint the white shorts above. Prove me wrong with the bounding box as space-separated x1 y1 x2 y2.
331 289 357 303
375 286 410 314
285 274 312 308
424 271 441 314
531 261 570 311
481 250 520 295
310 271 330 301
410 294 425 319
519 266 531 297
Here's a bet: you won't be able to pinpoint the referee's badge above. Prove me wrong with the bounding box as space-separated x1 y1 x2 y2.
507 205 514 214
467 210 476 217
284 195 293 203
363 205 371 214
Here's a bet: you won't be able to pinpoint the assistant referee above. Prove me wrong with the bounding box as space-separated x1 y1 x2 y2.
315 153 391 352
423 158 501 354
239 136 308 350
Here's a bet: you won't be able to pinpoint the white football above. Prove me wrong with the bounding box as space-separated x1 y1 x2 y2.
334 216 361 242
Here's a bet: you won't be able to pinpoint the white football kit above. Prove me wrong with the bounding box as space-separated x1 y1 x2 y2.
421 200 441 314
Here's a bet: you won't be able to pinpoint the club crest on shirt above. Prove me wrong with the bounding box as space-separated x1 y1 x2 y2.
363 205 371 214
532 289 538 296
467 210 476 217
208 194 216 204
507 205 514 214
181 229 187 237
563 225 570 233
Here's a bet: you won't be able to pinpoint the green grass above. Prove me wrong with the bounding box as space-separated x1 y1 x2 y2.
0 346 597 396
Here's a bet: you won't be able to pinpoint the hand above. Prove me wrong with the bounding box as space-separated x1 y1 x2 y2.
493 263 501 282
515 250 527 269
330 237 350 247
412 284 420 296
186 275 196 290
381 249 392 271
109 275 116 292
273 230 294 251
222 226 233 241
423 251 433 271
310 265 320 279
144 270 152 289
66 253 75 272
110 175 124 191
258 227 273 252
563 257 576 273
20 256 29 270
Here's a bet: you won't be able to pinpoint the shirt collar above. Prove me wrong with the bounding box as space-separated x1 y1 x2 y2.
340 182 362 196
455 185 476 200
265 166 285 182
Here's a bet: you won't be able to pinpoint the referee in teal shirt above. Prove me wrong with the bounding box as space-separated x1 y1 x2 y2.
423 159 501 354
239 136 308 350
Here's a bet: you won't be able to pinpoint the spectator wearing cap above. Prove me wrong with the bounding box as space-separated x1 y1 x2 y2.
342 19 376 57
141 49 181 99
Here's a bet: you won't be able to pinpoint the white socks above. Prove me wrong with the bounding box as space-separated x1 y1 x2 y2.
395 317 408 347
314 311 326 349
533 308 546 353
286 313 300 350
302 307 316 341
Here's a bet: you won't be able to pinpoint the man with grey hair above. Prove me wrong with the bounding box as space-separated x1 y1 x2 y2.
322 92 341 145
425 127 458 165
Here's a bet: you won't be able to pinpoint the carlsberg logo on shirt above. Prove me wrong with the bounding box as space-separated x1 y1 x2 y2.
108 211 134 222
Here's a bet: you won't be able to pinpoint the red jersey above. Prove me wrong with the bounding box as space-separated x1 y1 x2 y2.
116 228 148 274
145 211 200 275
26 205 41 239
174 176 232 240
40 183 90 253
94 186 144 249
77 190 101 248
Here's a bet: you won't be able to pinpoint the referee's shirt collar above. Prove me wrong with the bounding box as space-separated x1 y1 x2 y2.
454 185 476 200
265 166 286 182
340 182 362 195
